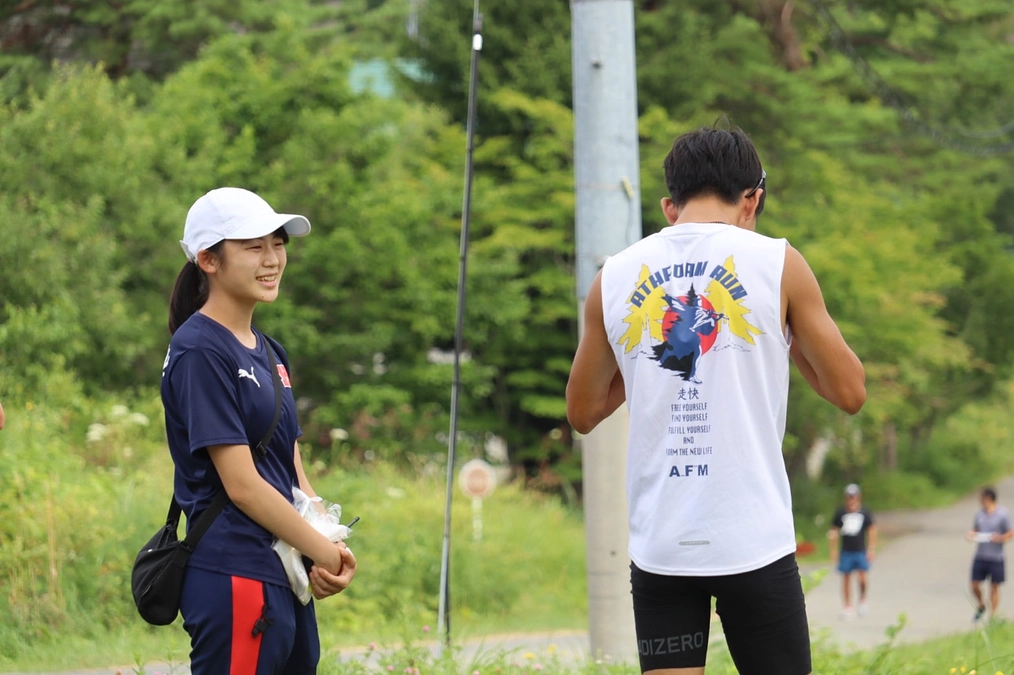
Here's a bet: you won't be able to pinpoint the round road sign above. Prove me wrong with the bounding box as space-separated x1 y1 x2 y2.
459 458 496 499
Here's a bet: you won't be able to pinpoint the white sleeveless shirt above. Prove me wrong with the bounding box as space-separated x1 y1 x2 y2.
600 222 795 576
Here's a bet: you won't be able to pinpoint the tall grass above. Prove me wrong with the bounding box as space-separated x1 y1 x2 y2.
0 395 586 670
1 394 1012 673
95 618 1014 675
312 618 1014 675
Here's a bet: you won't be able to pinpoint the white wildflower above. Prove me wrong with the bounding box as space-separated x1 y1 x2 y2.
87 423 107 443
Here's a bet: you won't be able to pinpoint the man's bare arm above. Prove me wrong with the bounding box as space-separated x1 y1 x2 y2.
783 245 866 414
566 272 625 434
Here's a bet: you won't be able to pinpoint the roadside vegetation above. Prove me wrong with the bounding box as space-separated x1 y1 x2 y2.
3 1 1014 673
320 619 1014 674
1 400 1012 673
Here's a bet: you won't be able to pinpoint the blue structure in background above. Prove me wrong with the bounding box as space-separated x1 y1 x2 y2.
348 58 429 97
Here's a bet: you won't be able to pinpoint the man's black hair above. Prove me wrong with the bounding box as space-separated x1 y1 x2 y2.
982 487 998 502
663 126 766 216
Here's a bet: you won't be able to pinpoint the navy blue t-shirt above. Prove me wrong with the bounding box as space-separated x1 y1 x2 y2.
161 313 303 587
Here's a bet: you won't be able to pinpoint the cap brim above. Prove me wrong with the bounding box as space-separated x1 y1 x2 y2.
227 213 311 241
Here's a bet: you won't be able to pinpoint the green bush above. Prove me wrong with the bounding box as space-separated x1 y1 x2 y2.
855 471 954 511
308 462 587 644
0 392 586 668
0 388 170 660
4 388 1014 674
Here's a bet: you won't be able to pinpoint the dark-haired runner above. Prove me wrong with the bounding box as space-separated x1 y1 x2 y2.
566 126 866 675
968 486 1012 622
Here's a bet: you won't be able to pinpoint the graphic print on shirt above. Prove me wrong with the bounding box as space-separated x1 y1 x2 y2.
616 256 764 476
840 512 866 537
653 285 723 383
238 366 261 388
276 363 292 388
618 256 763 383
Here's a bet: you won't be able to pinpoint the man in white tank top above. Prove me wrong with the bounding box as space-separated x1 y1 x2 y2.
566 127 866 675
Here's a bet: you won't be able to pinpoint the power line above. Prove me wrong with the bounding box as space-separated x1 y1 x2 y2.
809 0 1014 156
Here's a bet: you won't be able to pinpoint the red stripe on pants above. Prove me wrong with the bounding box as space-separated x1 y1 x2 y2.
231 576 264 675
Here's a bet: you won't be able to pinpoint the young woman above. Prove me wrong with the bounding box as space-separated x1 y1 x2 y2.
161 187 356 674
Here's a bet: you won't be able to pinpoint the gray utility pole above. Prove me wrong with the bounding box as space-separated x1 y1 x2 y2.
571 0 641 664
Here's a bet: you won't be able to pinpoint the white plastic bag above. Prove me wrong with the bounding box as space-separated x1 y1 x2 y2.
272 487 351 604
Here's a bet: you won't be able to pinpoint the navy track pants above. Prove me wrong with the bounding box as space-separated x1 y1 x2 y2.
180 567 320 675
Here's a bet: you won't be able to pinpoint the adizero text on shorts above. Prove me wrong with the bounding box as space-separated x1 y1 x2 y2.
630 553 811 674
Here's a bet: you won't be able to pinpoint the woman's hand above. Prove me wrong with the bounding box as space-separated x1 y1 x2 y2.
310 541 357 600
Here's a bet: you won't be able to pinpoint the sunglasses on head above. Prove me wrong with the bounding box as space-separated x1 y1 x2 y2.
745 169 766 198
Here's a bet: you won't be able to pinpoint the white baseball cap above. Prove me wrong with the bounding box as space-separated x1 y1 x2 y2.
180 187 311 263
844 483 861 496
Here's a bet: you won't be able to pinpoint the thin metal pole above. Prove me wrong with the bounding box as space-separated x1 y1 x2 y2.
438 0 482 654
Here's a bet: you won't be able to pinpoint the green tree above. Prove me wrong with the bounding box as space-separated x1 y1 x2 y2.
4 0 1014 495
0 66 165 392
397 0 1014 487
402 0 573 120
0 0 403 103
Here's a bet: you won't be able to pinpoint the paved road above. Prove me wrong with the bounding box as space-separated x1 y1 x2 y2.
7 478 1010 673
802 476 1014 652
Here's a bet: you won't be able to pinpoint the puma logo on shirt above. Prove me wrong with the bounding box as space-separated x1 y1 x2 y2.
238 366 261 388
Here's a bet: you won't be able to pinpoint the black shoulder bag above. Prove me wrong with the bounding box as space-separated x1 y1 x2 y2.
131 344 283 625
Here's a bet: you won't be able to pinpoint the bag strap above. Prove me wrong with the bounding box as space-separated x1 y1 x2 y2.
173 335 285 548
179 490 230 548
253 340 283 462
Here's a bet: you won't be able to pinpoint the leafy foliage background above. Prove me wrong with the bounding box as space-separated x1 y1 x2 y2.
2 0 1014 660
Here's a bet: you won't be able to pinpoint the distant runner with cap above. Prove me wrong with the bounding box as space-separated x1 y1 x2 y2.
828 483 876 619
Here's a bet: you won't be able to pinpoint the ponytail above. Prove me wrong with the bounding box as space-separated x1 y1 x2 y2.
168 262 207 335
168 241 224 334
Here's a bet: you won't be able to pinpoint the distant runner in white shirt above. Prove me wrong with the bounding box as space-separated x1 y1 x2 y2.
566 126 866 675
967 486 1013 622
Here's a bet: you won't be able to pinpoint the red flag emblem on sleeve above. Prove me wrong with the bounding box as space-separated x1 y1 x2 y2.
276 364 292 388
